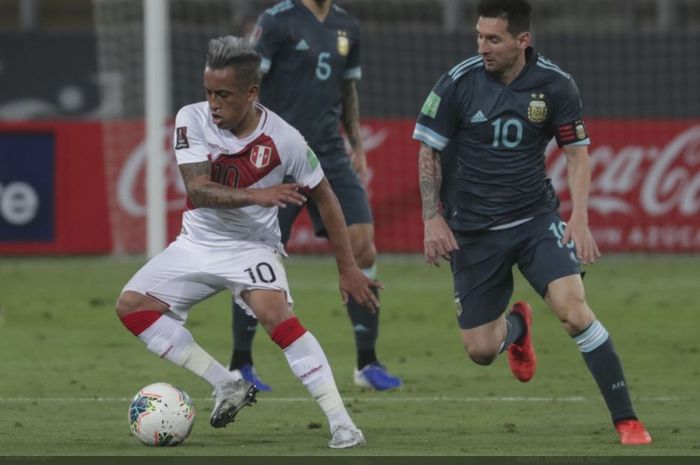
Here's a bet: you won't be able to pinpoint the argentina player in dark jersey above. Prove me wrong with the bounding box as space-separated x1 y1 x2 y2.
414 0 651 446
226 0 402 393
254 0 361 160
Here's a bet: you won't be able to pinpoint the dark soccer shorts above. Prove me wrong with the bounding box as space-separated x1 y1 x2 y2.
450 212 582 329
278 152 373 241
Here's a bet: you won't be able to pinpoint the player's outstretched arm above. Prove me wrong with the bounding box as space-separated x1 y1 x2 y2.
309 178 380 312
418 143 458 267
560 144 601 264
179 161 307 209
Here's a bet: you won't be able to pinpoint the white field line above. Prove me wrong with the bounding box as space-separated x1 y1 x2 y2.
0 396 680 403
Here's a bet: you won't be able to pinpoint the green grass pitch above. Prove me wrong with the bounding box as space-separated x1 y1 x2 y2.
0 254 699 456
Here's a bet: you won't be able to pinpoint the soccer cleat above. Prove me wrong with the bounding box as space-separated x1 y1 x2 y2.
507 301 537 382
209 379 258 428
237 363 272 392
353 363 402 391
615 419 652 445
328 424 366 449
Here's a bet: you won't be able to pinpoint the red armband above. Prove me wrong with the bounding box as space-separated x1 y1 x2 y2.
555 119 589 146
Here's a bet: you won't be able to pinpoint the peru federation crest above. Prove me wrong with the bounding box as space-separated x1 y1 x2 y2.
250 144 272 169
337 31 349 56
528 93 548 123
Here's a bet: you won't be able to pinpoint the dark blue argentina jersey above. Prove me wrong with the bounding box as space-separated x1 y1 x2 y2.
252 0 361 159
413 48 590 231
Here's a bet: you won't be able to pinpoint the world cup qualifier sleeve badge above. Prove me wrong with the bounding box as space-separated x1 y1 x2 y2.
175 127 189 149
527 93 548 123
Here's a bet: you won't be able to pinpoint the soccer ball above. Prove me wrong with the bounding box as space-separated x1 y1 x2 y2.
128 382 195 446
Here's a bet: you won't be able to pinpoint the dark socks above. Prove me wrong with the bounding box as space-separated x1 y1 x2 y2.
575 321 637 423
229 301 258 370
357 349 377 370
500 311 525 353
347 285 379 369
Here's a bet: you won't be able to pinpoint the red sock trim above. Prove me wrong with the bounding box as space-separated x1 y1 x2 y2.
270 317 307 349
120 310 163 336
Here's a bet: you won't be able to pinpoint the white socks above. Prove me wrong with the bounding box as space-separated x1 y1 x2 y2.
283 332 353 430
138 315 238 388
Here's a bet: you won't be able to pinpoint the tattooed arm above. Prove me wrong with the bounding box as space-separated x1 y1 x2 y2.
418 143 443 221
418 143 458 266
179 161 306 209
340 80 368 185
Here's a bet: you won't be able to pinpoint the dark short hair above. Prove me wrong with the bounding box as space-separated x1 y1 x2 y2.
477 0 531 35
206 35 261 90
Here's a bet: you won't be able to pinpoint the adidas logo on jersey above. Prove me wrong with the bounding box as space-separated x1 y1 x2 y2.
470 110 487 123
295 39 310 51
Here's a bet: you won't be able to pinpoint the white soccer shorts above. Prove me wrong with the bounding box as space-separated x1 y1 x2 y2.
122 235 293 321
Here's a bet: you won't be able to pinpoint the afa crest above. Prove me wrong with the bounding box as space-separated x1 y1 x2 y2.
337 30 349 56
576 123 587 140
528 93 548 123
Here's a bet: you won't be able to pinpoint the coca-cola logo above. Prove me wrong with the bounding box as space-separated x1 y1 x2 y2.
547 125 700 217
117 125 186 216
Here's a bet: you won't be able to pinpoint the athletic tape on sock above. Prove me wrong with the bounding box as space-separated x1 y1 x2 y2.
574 320 609 353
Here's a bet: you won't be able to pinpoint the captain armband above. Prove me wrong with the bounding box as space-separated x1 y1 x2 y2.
555 119 589 146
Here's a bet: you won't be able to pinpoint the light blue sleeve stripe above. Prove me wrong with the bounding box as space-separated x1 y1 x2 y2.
413 124 449 151
448 55 481 77
574 320 609 353
260 58 271 74
344 67 362 80
536 60 570 79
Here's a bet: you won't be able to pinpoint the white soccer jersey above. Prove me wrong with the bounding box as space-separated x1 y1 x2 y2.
173 101 324 249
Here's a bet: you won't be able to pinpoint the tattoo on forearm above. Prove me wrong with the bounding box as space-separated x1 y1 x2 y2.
341 81 361 150
418 144 442 221
180 160 211 181
179 161 250 208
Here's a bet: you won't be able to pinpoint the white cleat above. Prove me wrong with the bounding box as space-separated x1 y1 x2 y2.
328 424 366 449
209 379 257 428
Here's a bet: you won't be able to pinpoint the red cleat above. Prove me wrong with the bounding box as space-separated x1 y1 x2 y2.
507 301 537 382
615 419 652 445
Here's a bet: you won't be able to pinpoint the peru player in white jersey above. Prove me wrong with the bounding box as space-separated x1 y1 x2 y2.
115 36 377 449
174 99 323 250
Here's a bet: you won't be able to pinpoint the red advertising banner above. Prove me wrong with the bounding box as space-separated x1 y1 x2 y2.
549 120 700 252
2 119 698 254
286 120 423 253
106 118 700 254
292 119 700 253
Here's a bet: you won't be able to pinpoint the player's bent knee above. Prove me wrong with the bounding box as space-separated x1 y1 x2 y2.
115 292 138 317
115 291 166 318
242 289 294 334
561 311 595 335
354 245 377 270
552 301 594 335
257 310 294 334
464 345 498 366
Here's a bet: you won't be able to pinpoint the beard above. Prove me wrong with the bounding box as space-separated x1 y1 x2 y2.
484 54 520 82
